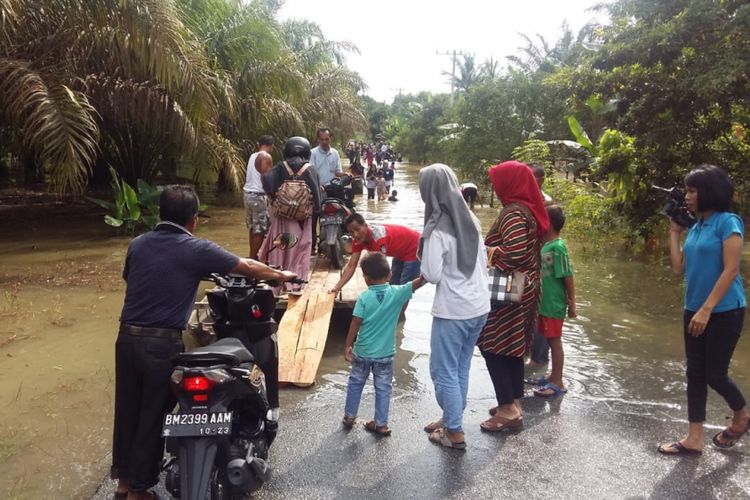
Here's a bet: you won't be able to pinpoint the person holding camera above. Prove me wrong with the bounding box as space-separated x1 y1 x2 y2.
658 164 749 455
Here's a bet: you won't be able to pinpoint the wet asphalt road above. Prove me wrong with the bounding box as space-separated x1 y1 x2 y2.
93 337 750 500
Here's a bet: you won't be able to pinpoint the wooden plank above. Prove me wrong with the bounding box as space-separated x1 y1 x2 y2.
276 291 308 383
277 257 328 383
291 268 340 386
277 254 369 387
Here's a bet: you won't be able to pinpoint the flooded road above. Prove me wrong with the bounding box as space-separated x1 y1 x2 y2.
2 162 750 499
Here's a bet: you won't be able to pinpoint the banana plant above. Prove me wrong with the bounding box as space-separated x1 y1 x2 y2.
87 167 162 232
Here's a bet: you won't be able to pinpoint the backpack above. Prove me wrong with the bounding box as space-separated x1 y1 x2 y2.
270 162 313 221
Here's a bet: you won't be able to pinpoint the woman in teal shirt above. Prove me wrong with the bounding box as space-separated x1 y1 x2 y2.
659 165 749 455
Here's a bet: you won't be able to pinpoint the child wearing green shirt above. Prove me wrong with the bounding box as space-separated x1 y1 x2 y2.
342 252 425 435
534 205 576 398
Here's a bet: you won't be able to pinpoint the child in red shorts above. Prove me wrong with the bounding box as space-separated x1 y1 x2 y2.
534 205 576 398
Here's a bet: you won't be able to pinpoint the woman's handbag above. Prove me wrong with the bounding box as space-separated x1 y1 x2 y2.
487 266 526 304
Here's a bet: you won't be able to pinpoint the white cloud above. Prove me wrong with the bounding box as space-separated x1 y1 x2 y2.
279 0 607 102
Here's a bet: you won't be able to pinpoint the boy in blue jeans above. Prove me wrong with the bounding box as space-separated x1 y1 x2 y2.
343 252 425 435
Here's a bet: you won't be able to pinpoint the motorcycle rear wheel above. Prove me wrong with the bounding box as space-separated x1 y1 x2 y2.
329 240 344 269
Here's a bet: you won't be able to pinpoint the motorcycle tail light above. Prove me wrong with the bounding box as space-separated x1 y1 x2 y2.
323 203 339 215
204 368 234 384
182 376 213 392
193 394 208 402
251 304 263 319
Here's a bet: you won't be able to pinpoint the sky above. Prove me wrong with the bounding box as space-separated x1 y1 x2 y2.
278 0 608 103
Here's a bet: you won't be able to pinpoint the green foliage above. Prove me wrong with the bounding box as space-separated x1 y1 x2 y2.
567 116 595 154
0 0 366 193
364 0 750 246
512 140 552 169
544 176 632 251
87 167 163 232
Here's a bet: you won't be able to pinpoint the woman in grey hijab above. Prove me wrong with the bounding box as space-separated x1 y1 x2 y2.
418 164 491 449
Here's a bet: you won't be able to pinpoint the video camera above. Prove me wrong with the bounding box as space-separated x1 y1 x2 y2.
651 185 696 229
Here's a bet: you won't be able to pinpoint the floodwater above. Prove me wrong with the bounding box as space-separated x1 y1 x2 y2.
1 162 749 499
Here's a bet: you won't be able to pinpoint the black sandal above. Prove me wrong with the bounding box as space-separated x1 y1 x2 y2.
657 441 702 455
712 421 750 449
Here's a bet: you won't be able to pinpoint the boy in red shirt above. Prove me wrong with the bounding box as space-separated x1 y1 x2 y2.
330 213 421 295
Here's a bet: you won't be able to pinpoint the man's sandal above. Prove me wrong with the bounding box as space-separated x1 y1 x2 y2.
363 420 391 437
428 428 466 450
342 415 356 428
423 419 443 433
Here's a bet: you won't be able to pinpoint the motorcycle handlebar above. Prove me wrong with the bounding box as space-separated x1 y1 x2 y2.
203 273 306 289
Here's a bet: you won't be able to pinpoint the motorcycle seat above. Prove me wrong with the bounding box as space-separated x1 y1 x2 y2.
177 337 254 365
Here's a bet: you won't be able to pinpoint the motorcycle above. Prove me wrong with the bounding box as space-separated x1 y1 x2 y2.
320 176 355 269
162 240 304 500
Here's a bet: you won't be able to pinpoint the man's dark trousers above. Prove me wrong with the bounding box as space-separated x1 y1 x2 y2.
111 327 182 492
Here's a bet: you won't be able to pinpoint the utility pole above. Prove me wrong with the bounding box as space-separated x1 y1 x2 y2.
437 49 463 104
389 87 405 98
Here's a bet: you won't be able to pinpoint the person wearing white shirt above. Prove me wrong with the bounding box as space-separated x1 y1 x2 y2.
243 135 275 258
418 164 490 450
309 127 346 247
309 127 344 187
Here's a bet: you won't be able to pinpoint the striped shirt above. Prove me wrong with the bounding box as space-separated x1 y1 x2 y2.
478 204 541 357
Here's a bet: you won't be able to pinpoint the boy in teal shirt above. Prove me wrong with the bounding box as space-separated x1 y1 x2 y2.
534 205 576 398
342 252 425 435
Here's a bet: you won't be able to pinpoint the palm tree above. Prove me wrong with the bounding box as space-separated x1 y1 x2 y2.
480 57 500 81
442 54 480 93
0 0 367 194
1 0 225 192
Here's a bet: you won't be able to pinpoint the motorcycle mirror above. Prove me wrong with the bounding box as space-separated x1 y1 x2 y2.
272 233 299 251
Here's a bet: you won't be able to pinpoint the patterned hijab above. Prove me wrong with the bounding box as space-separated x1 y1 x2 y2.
488 161 550 236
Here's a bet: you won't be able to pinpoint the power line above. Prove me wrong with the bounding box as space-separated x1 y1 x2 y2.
436 49 463 104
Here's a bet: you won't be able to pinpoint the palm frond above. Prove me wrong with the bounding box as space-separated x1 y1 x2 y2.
200 130 244 190
0 59 99 193
0 0 21 43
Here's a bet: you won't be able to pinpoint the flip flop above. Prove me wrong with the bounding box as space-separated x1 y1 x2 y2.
533 382 567 398
657 441 702 455
428 428 466 450
480 415 524 433
423 419 443 433
363 420 391 437
712 421 750 449
524 376 548 386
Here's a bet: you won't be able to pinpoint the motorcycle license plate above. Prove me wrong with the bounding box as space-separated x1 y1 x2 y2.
162 411 232 437
321 215 343 225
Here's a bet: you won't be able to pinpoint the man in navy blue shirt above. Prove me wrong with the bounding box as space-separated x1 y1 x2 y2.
112 185 296 500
